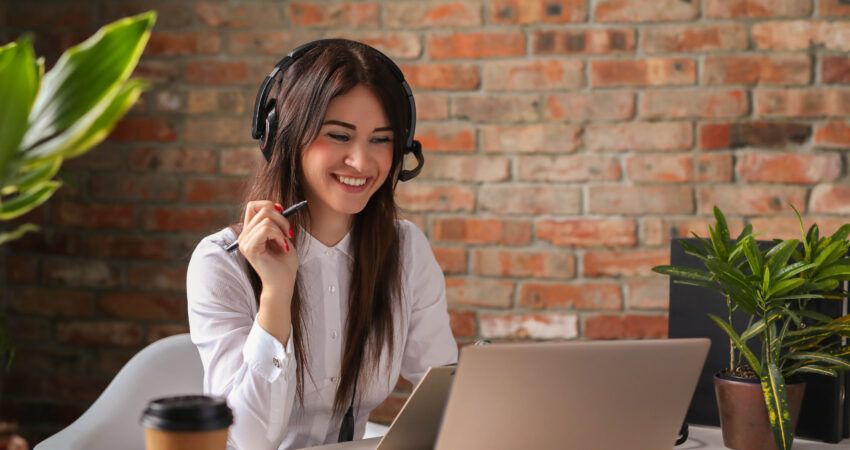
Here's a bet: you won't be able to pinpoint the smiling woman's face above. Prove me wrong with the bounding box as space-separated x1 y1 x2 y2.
300 84 394 224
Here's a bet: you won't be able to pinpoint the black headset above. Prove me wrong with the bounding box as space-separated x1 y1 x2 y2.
251 39 424 182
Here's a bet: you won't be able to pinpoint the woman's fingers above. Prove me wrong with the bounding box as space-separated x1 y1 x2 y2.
242 201 294 243
242 217 289 254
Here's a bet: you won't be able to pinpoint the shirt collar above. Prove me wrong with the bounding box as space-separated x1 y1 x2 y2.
297 225 354 264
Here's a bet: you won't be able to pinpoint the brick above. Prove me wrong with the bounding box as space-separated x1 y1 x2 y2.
54 202 135 230
699 122 811 150
420 155 511 182
480 313 578 339
42 259 122 288
473 249 575 279
544 92 635 122
328 32 422 59
184 178 248 203
5 255 39 283
90 174 179 201
395 184 476 212
698 186 807 215
585 314 668 339
427 31 525 59
399 63 480 90
489 0 587 23
756 89 850 117
518 156 621 182
99 293 187 320
133 59 181 85
536 218 636 247
433 247 467 274
385 1 482 28
13 317 51 342
414 93 449 121
221 147 263 175
432 218 532 245
823 57 850 83
753 21 850 51
10 229 83 256
108 118 177 142
820 0 850 16
625 154 692 183
10 288 94 317
128 265 188 292
185 118 251 144
594 0 698 22
811 185 850 213
45 374 111 403
147 324 191 344
640 89 748 119
142 207 229 232
483 59 585 91
520 282 622 309
749 216 850 240
11 344 88 374
698 154 734 182
147 32 221 55
591 58 695 87
703 54 811 85
416 124 476 152
227 31 318 57
402 212 426 233
737 153 841 184
628 279 669 309
815 121 850 147
445 278 514 308
643 217 747 246
64 144 124 170
448 309 476 338
452 95 540 122
479 185 582 215
185 89 247 114
185 60 252 85
287 2 379 27
587 122 692 151
589 186 693 215
532 28 635 55
482 124 581 153
706 0 812 18
642 24 748 53
101 2 193 28
153 89 184 114
6 3 93 27
56 321 143 347
127 147 218 173
584 249 670 277
86 235 170 261
195 2 282 27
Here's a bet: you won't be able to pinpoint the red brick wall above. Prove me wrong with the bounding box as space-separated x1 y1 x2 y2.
3 0 850 442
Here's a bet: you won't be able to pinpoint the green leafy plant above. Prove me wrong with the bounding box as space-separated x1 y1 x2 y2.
653 206 850 450
0 11 157 367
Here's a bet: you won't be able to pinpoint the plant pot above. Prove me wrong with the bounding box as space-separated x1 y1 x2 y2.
714 373 806 450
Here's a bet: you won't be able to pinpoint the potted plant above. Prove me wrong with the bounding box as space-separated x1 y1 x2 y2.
0 12 156 441
653 206 850 450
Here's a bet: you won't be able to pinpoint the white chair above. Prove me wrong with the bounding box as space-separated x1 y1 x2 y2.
35 333 203 450
35 333 389 449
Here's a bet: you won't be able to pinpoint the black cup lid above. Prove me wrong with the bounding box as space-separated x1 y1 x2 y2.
140 395 233 432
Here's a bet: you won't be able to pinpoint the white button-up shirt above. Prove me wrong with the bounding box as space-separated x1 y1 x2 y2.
186 220 458 449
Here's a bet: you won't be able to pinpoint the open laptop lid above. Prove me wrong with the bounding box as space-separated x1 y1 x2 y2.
434 338 710 450
375 365 455 450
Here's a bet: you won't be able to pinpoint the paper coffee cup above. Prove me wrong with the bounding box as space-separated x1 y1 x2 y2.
140 395 233 450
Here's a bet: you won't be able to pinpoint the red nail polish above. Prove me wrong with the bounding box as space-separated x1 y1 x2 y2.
289 229 294 238
285 241 290 252
274 204 283 213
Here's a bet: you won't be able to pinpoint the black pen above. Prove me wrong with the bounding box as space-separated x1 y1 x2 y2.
225 200 308 253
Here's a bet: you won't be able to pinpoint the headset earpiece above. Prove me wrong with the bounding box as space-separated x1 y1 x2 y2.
260 99 277 162
399 140 424 182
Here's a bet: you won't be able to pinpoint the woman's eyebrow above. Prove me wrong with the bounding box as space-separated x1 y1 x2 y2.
323 120 392 132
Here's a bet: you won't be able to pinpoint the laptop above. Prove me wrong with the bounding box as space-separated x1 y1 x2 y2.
311 338 710 450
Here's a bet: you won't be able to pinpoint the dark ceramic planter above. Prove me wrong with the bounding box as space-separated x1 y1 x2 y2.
714 373 806 450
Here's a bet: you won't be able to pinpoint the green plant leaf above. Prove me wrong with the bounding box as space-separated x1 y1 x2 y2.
796 309 837 324
709 224 729 261
709 314 761 373
742 236 763 279
672 279 723 293
828 224 850 245
0 223 39 245
736 223 754 242
3 157 61 195
0 180 61 220
714 205 731 248
691 232 716 258
741 312 781 341
21 11 156 152
652 265 713 281
766 239 799 278
789 365 837 377
762 362 792 450
774 261 816 282
767 278 806 299
679 239 709 260
790 205 810 262
0 35 39 181
786 352 850 371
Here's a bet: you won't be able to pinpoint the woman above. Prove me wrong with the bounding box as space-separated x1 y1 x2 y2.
186 40 458 449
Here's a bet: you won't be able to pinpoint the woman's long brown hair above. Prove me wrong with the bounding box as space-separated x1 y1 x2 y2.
231 41 408 418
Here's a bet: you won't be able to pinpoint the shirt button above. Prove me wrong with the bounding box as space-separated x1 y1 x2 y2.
328 285 336 293
331 376 339 384
272 357 281 368
331 330 339 339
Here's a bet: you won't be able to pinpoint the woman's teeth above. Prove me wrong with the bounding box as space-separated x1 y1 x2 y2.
336 175 367 187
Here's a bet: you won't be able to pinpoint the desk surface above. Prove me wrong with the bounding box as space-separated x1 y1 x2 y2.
306 426 850 449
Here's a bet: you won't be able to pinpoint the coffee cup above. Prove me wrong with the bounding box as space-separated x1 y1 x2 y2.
140 395 233 450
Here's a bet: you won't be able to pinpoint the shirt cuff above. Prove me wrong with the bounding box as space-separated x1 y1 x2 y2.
243 319 294 382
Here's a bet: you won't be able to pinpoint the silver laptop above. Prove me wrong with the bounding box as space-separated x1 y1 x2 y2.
311 338 710 450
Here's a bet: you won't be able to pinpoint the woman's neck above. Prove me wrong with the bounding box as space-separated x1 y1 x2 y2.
304 203 352 248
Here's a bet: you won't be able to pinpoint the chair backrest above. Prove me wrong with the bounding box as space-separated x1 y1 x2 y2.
35 333 203 450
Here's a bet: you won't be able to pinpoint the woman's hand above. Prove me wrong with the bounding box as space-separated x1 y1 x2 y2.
239 200 299 298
